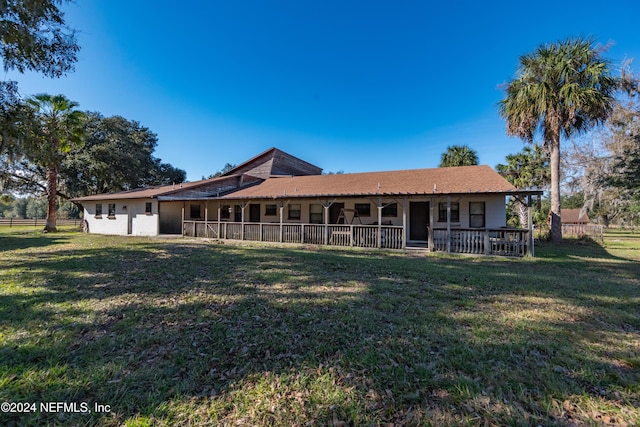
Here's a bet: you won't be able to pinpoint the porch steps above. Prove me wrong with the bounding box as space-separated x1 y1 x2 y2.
405 244 430 254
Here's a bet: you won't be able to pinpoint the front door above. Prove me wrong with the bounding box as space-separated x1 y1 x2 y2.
409 201 429 240
329 203 345 224
249 204 261 222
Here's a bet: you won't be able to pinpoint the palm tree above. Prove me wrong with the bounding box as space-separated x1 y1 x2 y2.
26 94 85 232
496 144 550 228
439 145 479 167
499 37 617 241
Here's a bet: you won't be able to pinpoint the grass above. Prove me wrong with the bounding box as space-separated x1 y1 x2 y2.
0 228 638 426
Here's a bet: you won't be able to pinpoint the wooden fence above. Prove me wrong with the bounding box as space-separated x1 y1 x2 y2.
0 218 81 228
562 224 604 241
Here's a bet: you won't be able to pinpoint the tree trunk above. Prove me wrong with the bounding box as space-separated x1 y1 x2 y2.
549 134 562 242
45 165 58 232
516 201 529 229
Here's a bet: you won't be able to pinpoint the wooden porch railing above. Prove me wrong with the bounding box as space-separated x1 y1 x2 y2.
182 221 404 249
431 227 531 257
182 221 532 256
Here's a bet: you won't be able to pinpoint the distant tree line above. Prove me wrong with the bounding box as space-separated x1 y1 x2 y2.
0 195 79 219
1 1 186 230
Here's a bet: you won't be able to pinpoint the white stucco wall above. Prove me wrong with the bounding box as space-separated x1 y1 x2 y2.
129 200 159 236
83 199 159 236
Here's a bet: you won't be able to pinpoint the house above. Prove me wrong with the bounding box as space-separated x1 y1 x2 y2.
74 148 541 256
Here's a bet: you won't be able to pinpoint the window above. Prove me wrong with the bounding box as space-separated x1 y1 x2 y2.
354 203 371 217
382 203 397 217
95 204 102 218
265 204 277 216
108 204 116 218
309 204 323 224
438 202 460 222
288 203 301 220
221 205 230 219
190 204 201 219
469 202 485 228
145 202 152 214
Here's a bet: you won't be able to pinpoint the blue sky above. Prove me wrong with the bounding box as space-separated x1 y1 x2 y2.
5 0 640 181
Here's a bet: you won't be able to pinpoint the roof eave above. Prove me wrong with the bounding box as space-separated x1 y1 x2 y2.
218 189 525 200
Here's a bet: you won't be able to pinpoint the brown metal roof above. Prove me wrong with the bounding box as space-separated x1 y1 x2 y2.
220 147 322 178
220 165 518 199
562 208 591 224
72 176 235 201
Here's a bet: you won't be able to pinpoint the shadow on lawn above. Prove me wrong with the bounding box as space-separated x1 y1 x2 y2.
1 237 638 425
0 231 75 252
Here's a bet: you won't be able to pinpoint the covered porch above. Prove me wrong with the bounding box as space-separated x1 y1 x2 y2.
182 220 531 256
179 194 536 256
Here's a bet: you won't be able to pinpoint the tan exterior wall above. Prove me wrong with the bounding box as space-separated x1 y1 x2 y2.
214 195 506 229
212 198 406 225
429 195 507 229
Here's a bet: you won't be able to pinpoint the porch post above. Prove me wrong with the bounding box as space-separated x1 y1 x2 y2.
217 202 221 239
377 197 382 248
279 204 284 243
241 203 246 240
205 202 208 238
402 197 407 249
446 196 451 254
428 198 434 251
259 218 263 242
318 199 335 246
181 205 185 236
528 194 534 257
323 206 329 245
484 228 490 255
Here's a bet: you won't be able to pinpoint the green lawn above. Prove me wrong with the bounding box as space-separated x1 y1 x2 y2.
0 229 638 426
